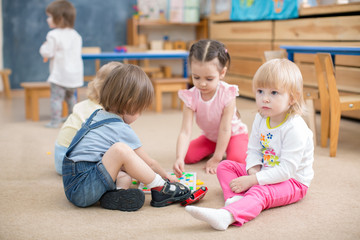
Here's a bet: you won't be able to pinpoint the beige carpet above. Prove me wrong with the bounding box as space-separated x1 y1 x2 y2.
1 89 360 240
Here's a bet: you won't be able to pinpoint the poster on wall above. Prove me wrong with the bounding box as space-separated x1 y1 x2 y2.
230 0 298 21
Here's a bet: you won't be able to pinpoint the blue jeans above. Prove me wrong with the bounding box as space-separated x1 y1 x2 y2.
54 142 67 175
62 158 115 207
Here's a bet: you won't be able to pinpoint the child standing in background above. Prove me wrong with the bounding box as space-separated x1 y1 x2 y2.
40 0 83 128
185 59 314 230
63 64 190 211
173 39 248 175
54 62 122 175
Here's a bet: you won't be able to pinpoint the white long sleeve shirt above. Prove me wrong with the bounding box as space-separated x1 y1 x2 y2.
246 113 314 187
40 28 83 88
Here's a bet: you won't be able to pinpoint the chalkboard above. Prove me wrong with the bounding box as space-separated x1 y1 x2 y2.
2 0 137 89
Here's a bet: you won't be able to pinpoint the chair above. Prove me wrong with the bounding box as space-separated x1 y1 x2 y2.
314 54 331 149
82 47 101 81
315 53 360 157
151 77 190 113
0 69 12 98
263 50 318 145
140 59 163 78
20 82 68 121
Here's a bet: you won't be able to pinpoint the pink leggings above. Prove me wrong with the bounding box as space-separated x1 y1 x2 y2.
217 160 308 227
184 134 248 164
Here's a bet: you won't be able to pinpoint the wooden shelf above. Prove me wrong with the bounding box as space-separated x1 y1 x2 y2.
138 20 204 27
299 2 360 17
127 17 208 46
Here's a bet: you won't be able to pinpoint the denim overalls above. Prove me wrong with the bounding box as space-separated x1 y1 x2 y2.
62 109 122 207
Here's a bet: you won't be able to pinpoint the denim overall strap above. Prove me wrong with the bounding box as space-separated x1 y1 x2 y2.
65 109 122 158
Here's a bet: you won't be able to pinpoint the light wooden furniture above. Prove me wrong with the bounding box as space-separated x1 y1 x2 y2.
82 51 189 78
263 50 318 145
82 47 101 81
127 17 208 46
151 78 190 113
20 82 68 121
315 53 360 157
314 54 331 150
0 69 12 98
209 2 360 120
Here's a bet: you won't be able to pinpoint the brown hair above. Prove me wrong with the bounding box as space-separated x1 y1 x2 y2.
46 0 76 28
253 58 305 116
87 62 123 103
188 39 230 71
99 64 154 115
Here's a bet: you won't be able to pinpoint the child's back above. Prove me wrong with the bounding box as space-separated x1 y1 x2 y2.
39 0 83 128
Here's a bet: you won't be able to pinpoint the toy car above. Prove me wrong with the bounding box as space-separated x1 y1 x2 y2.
180 186 208 206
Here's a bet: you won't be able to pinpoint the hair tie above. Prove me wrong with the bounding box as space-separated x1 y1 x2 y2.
225 48 228 53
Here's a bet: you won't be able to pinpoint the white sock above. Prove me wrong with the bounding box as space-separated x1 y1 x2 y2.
225 195 244 206
146 174 166 189
185 206 234 231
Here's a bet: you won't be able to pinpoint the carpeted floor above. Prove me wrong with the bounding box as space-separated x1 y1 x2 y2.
1 89 360 240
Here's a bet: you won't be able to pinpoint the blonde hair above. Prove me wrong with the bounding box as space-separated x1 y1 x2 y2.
46 0 76 28
87 62 123 103
99 64 154 115
253 58 305 116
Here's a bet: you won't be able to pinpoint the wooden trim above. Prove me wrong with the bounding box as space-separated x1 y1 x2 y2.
299 3 360 17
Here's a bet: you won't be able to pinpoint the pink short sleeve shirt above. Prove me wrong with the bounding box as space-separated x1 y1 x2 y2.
178 81 248 142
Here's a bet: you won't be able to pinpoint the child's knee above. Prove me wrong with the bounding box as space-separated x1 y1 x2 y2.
217 160 234 172
110 142 133 156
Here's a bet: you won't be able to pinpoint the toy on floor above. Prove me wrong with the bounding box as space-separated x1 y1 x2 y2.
138 172 199 193
180 186 208 206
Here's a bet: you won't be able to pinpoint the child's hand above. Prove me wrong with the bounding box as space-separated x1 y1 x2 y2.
173 159 185 177
229 175 258 193
204 157 221 174
43 58 48 63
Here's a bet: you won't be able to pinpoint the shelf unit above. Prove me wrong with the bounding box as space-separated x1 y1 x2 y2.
209 3 360 119
127 17 208 46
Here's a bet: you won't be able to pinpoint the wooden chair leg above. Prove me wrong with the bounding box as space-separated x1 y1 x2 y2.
24 89 31 120
2 75 11 98
155 86 162 113
304 98 317 146
62 101 68 117
320 102 330 148
171 92 178 109
32 92 40 121
1 69 12 98
329 110 341 157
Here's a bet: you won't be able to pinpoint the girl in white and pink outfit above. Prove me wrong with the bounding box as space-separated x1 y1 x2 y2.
185 58 314 230
173 40 248 175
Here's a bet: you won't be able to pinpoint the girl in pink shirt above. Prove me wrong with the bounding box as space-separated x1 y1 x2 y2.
173 40 248 175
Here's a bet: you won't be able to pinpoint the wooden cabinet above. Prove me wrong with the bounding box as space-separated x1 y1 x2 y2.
210 20 273 98
127 17 208 46
209 3 360 119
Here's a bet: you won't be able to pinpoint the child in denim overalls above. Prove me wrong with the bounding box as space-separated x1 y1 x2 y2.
62 64 190 211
